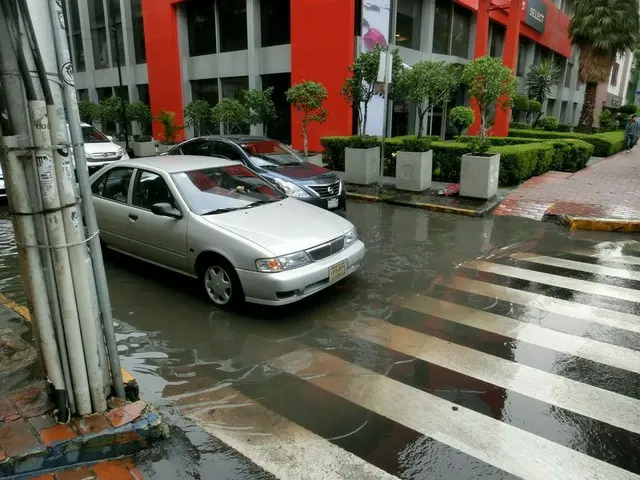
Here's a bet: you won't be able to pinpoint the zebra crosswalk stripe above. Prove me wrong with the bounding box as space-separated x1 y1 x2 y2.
511 252 640 281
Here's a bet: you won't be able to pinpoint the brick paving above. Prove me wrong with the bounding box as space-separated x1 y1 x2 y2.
26 458 143 479
494 148 640 222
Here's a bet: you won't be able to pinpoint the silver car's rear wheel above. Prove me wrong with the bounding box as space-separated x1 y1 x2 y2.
201 260 243 308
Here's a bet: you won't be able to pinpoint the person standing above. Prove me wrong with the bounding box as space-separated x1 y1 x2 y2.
625 115 638 151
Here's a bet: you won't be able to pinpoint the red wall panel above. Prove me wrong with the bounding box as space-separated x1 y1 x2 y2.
141 0 185 142
290 0 355 152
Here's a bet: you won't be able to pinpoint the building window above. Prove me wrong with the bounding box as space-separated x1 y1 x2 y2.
611 63 620 87
218 0 248 52
78 89 90 101
489 22 505 58
262 73 291 144
564 62 573 88
221 76 249 100
554 55 566 88
572 102 578 123
187 0 217 57
396 0 421 50
131 0 146 64
546 99 555 116
191 79 220 134
88 0 109 69
260 0 290 47
137 84 150 106
64 0 85 72
96 87 113 101
107 0 126 67
516 39 529 77
433 0 471 58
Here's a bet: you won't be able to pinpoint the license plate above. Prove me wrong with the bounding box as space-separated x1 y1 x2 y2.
329 260 348 282
327 197 339 209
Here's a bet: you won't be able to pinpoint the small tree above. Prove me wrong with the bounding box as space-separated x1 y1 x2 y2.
244 87 277 136
341 46 404 135
449 106 475 138
98 95 124 134
286 80 328 156
78 100 99 125
153 110 182 144
462 56 517 146
511 93 530 122
184 100 212 136
397 61 459 137
127 101 152 141
526 59 560 126
599 109 617 131
211 98 249 134
527 100 542 124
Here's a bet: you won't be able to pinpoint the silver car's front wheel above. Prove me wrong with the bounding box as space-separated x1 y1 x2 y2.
201 260 243 308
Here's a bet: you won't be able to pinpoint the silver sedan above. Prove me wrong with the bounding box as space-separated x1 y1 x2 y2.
89 155 365 308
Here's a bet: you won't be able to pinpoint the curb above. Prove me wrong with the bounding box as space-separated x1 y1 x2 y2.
543 213 640 232
346 192 498 217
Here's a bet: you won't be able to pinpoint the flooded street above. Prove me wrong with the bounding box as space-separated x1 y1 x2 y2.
0 201 639 479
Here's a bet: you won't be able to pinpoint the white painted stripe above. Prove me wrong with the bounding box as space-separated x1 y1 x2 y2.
184 387 399 480
512 252 640 282
465 260 640 303
443 276 640 336
281 349 640 480
396 295 640 375
572 248 640 266
333 316 640 434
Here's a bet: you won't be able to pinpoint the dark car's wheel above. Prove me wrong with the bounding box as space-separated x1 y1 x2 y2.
200 257 244 309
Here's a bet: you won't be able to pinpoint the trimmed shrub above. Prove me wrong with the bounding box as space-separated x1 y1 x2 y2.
510 122 531 130
508 128 624 157
561 139 594 171
599 109 617 132
619 104 638 115
491 143 553 186
458 136 541 146
431 142 471 182
538 116 559 131
556 124 572 132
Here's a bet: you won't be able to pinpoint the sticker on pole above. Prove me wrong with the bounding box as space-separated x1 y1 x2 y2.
36 154 56 203
61 63 75 87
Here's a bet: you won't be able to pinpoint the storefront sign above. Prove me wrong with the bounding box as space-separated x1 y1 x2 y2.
524 0 547 33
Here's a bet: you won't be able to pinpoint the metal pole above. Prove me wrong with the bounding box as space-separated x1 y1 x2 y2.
109 0 129 152
379 0 398 189
49 0 126 400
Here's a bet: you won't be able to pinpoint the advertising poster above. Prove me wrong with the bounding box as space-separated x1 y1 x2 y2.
361 0 391 136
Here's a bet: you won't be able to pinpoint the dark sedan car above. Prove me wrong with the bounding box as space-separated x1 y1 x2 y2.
166 136 346 214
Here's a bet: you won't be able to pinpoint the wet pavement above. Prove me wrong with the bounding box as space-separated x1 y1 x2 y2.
0 201 639 479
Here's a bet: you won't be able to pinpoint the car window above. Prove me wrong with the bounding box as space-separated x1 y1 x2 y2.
180 140 211 156
239 140 304 166
132 170 176 210
82 125 110 144
91 175 107 196
98 167 134 203
212 141 243 161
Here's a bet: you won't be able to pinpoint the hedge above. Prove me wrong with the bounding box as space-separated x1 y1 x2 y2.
458 136 542 146
508 129 624 157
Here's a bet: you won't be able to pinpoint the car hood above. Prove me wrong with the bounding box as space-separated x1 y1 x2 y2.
259 162 337 182
203 198 354 257
85 142 122 154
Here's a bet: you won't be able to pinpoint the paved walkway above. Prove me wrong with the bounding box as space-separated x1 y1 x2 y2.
494 147 640 229
28 458 142 479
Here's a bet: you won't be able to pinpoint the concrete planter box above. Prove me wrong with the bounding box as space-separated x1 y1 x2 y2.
305 154 324 167
132 141 156 158
395 150 432 192
155 143 174 155
345 147 380 185
460 153 501 200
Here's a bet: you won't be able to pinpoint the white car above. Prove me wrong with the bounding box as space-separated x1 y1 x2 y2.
77 123 130 174
0 163 5 198
89 155 365 308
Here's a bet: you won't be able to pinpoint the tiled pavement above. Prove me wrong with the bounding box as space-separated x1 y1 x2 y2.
494 148 640 223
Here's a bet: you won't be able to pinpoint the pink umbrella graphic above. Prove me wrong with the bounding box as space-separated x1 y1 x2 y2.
363 27 387 50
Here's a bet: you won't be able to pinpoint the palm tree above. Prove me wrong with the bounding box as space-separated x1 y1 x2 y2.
525 59 560 125
569 0 640 128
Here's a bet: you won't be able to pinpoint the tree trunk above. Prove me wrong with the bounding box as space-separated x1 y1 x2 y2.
302 123 308 157
579 82 598 128
363 104 368 136
417 111 425 139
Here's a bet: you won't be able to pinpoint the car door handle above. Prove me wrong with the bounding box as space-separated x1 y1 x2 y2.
128 213 138 221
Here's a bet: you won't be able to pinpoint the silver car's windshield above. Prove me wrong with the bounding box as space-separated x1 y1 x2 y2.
82 125 110 143
172 164 286 215
239 140 304 167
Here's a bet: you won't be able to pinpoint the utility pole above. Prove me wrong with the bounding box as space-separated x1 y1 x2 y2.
108 0 129 153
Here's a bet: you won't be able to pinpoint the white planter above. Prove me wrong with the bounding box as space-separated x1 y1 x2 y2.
460 153 501 200
155 143 174 154
132 141 156 158
305 154 324 167
395 150 432 192
345 147 380 185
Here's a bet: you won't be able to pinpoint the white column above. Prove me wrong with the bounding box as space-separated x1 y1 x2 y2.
247 0 263 135
176 3 193 137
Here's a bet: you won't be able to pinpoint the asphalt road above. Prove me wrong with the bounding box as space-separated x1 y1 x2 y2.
0 201 639 479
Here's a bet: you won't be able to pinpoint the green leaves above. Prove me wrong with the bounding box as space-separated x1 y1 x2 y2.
211 98 249 134
183 100 213 135
525 59 560 104
449 106 475 137
98 95 124 126
462 56 518 139
286 80 328 155
153 110 182 144
127 101 151 136
244 87 277 134
78 100 99 124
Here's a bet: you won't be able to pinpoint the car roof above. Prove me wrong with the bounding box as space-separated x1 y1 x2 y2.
119 155 242 173
196 135 274 144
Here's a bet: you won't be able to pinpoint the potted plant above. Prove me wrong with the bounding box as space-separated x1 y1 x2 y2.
211 98 249 135
285 80 327 166
127 101 154 157
244 87 277 136
450 106 475 139
153 109 183 153
395 138 433 192
184 99 212 137
460 56 517 199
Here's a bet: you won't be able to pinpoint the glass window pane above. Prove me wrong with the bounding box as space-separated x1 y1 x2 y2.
221 76 249 100
396 0 421 50
432 0 451 55
131 0 146 64
260 0 290 47
101 167 134 202
191 79 220 135
64 0 85 72
133 171 175 209
88 0 109 69
451 4 471 58
212 141 243 161
516 39 528 77
489 22 505 58
564 62 573 88
187 0 216 56
108 0 126 67
261 73 291 144
218 0 248 52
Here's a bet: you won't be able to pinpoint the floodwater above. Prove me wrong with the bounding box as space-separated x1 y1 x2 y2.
0 201 638 479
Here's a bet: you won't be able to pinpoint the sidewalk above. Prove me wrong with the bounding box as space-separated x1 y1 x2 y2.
493 148 640 231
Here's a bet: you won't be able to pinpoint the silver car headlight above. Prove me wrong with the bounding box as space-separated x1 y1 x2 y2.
274 178 311 198
117 147 126 157
256 251 312 272
344 228 357 248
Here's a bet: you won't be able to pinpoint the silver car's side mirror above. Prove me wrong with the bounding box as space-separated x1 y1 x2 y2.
151 202 182 219
106 135 114 142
